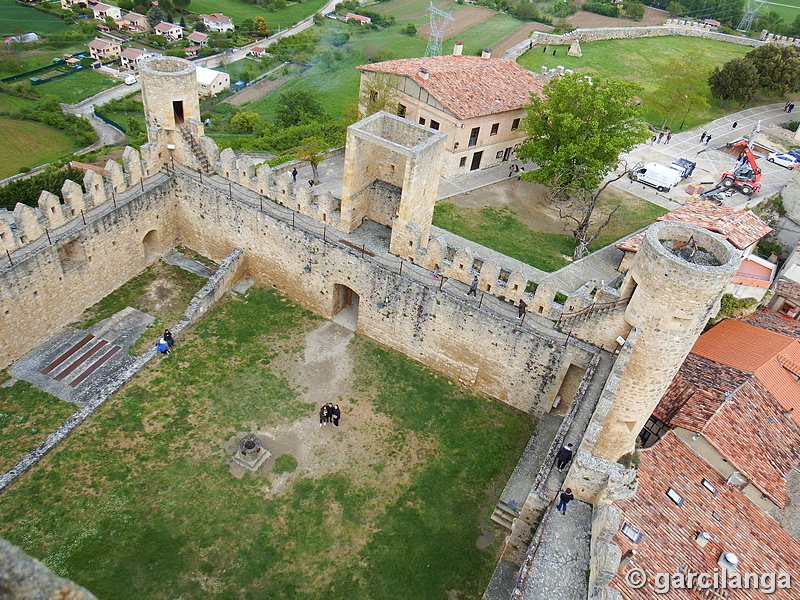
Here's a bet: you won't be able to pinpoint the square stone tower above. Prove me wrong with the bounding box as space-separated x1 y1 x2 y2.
340 112 446 259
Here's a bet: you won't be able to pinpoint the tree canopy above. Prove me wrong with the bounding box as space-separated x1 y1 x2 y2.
274 89 328 127
649 51 710 128
744 43 800 95
708 57 759 106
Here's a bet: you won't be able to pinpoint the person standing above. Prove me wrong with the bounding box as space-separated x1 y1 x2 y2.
319 404 328 427
332 405 341 427
665 133 672 145
705 135 711 145
466 276 479 297
557 488 574 515
651 135 657 145
790 103 795 113
731 121 738 130
556 443 574 471
432 264 441 280
326 402 335 424
291 167 298 182
700 131 707 143
657 132 664 144
517 299 527 319
786 102 791 112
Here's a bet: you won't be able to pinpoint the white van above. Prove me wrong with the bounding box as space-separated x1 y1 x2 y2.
124 75 137 85
632 162 683 192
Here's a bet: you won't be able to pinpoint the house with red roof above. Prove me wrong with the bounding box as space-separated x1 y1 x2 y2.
153 21 183 40
187 31 208 47
87 37 120 61
357 43 545 177
201 13 234 33
119 46 149 70
345 13 371 24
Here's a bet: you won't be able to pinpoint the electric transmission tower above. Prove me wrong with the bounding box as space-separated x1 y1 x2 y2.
424 2 454 57
738 0 766 32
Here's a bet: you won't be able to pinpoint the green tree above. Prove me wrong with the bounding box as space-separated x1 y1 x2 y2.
649 51 710 128
358 71 399 117
516 73 649 259
665 1 686 15
253 16 269 35
146 5 165 26
231 111 263 133
744 43 800 95
401 23 417 34
624 1 645 19
708 57 759 106
295 136 328 182
274 89 327 126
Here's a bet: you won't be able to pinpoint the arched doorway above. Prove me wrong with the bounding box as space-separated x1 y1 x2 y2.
141 229 162 263
332 284 359 331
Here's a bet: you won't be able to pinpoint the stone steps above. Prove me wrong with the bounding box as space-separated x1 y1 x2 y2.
490 499 521 531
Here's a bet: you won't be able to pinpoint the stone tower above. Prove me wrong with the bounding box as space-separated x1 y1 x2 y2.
138 56 217 172
340 112 446 259
593 222 739 461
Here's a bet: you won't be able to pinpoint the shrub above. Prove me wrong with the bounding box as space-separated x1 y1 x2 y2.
754 239 784 259
554 292 568 304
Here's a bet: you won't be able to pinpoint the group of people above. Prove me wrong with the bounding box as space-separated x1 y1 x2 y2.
700 131 712 145
785 102 795 113
555 443 575 514
157 329 174 355
319 403 341 427
651 131 672 145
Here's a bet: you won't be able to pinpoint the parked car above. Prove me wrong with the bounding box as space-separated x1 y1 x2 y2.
767 152 799 168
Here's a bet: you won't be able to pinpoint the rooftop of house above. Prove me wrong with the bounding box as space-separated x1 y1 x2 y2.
775 278 800 303
196 66 225 85
202 12 232 23
743 309 800 339
93 2 112 10
187 31 208 41
616 202 771 252
611 433 800 599
357 55 545 120
122 11 146 21
154 21 179 31
87 38 114 49
120 47 144 59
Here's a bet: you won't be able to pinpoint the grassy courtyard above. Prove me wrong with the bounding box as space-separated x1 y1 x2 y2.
0 285 534 600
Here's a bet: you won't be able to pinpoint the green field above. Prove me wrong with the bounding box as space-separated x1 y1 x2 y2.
371 0 458 23
0 0 69 36
444 13 522 56
517 36 788 130
0 285 534 600
187 0 328 30
0 117 75 178
763 0 800 23
28 68 117 104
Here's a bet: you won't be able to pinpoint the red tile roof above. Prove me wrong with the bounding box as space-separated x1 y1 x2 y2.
357 55 545 120
616 203 770 252
776 278 800 302
611 433 800 600
742 310 800 339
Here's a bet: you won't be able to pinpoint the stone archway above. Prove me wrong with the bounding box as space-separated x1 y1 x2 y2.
141 229 162 263
332 284 359 331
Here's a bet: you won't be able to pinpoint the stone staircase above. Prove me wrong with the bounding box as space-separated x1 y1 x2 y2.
557 296 629 329
178 124 212 172
40 333 122 389
490 499 521 531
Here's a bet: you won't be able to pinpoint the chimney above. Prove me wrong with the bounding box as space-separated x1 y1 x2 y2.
453 41 463 56
418 67 429 80
481 48 491 59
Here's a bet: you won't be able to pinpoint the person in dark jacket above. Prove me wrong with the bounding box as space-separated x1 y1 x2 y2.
556 443 574 471
319 404 328 427
557 488 574 514
332 405 341 427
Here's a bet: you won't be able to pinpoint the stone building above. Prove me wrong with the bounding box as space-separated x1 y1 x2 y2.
357 44 545 177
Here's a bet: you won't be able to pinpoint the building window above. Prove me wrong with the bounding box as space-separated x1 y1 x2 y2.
511 118 520 131
419 117 426 125
369 91 378 104
666 488 684 507
490 123 499 136
397 104 407 118
459 156 467 167
430 120 439 130
468 127 479 147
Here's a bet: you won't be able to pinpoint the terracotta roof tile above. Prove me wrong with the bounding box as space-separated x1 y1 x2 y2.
615 231 645 252
655 203 771 250
357 55 545 120
742 310 800 340
776 278 800 302
692 319 795 373
611 434 800 600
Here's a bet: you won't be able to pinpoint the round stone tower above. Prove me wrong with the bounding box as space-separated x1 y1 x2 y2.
139 56 201 134
593 222 739 461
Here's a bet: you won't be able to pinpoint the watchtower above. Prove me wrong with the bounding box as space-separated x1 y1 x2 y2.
593 222 739 461
138 56 216 172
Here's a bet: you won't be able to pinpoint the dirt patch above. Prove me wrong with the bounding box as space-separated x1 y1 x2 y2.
225 76 289 106
492 22 554 56
417 5 495 40
566 6 669 28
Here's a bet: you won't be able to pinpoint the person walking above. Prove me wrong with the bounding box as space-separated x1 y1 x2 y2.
319 404 328 427
705 135 711 145
731 121 738 130
466 276 479 297
665 133 672 145
517 299 527 319
556 488 574 515
650 135 657 145
700 131 707 143
326 402 335 424
657 132 664 144
291 167 298 182
556 443 574 471
432 264 441 280
786 102 791 112
790 103 795 113
332 405 341 427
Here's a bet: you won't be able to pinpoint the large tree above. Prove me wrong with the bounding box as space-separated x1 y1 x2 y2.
744 43 800 95
649 51 710 129
517 73 649 260
295 136 328 183
274 89 327 127
708 57 759 106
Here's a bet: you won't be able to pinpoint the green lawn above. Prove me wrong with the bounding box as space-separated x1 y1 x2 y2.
29 68 117 104
187 0 328 29
0 117 75 177
0 286 533 600
443 13 522 56
370 0 458 23
517 36 787 131
0 0 69 36
763 0 800 23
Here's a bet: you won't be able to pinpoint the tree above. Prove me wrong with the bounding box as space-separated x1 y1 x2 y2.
231 111 263 133
401 23 417 34
358 71 399 117
254 16 269 35
295 136 328 183
274 89 327 126
665 1 686 15
744 43 800 95
708 57 759 106
624 1 645 19
648 51 710 128
516 73 649 259
146 5 165 26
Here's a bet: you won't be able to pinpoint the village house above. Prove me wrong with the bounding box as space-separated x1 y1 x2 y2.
92 2 122 21
186 31 208 47
200 13 234 33
357 43 545 177
153 21 183 41
120 12 149 32
345 13 371 24
60 0 88 9
86 37 120 61
249 46 267 57
119 47 149 70
196 65 230 97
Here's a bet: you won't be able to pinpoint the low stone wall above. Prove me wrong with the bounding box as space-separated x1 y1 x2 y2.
0 247 245 495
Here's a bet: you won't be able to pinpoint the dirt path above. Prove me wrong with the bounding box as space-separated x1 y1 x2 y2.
492 22 554 56
566 5 669 28
417 5 495 40
225 75 289 106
